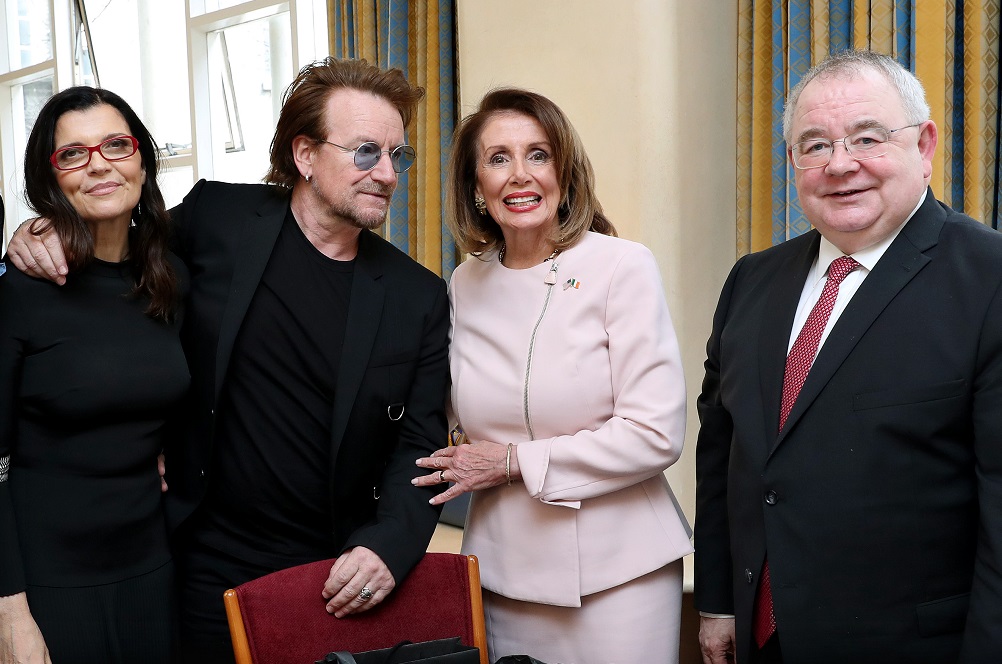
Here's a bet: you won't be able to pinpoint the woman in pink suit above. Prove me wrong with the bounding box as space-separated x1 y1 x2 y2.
415 88 691 663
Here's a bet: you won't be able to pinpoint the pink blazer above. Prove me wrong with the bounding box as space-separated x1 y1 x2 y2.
449 231 692 607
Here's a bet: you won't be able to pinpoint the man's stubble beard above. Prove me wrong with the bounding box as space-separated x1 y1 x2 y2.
311 177 393 230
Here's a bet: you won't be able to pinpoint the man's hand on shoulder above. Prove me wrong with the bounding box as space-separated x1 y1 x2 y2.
321 546 395 618
7 220 68 285
699 616 736 664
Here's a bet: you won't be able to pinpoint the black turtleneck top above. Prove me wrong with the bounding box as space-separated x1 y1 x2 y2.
0 256 189 594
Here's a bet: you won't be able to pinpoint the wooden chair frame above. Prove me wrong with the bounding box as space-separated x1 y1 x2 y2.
223 554 488 664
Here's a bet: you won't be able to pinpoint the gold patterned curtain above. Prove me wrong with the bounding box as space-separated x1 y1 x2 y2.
330 0 459 278
737 0 1001 255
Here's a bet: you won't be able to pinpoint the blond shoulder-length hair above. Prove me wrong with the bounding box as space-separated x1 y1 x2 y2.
446 88 616 257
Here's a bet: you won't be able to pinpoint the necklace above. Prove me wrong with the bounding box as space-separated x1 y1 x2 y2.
498 243 560 266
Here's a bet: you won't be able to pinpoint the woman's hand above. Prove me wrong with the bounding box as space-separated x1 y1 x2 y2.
0 593 51 664
157 453 168 493
413 441 520 505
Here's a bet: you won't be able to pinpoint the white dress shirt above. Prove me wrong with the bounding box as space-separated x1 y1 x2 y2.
787 190 927 355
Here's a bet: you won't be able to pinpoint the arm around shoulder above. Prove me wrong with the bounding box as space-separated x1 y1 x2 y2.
5 220 67 284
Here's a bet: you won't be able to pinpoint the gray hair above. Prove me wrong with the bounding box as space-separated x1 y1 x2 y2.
782 50 931 144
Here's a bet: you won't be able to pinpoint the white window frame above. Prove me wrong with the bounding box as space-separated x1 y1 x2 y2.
186 0 329 181
0 0 73 240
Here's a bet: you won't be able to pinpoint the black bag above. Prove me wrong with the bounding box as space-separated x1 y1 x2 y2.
493 657 547 664
315 637 480 664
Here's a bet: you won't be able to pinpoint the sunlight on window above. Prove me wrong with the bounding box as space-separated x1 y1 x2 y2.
4 76 54 247
207 11 292 184
200 0 254 13
14 0 52 69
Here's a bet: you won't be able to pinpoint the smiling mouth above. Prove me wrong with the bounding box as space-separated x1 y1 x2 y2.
830 188 866 197
358 186 393 199
503 194 541 207
87 183 121 195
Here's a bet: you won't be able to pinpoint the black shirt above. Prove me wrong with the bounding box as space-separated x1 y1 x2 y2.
194 210 354 568
0 257 189 593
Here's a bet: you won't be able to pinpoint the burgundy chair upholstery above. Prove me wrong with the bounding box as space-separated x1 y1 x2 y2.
224 552 488 664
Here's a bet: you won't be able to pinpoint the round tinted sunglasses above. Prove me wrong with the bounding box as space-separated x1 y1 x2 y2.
317 140 416 173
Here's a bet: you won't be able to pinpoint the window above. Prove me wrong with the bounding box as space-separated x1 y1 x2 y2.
202 9 292 184
1 0 329 250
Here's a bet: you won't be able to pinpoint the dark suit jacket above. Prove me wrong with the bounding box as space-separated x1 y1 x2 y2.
694 190 1002 663
164 180 449 582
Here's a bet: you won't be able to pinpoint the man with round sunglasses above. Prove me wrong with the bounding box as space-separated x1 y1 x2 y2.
315 139 416 173
8 58 449 663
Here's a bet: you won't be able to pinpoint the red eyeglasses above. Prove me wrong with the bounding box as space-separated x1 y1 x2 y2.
50 135 140 171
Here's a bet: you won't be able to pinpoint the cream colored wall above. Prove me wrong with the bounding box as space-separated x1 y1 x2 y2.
457 0 737 590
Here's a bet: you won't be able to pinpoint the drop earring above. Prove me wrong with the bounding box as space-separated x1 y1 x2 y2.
474 195 487 215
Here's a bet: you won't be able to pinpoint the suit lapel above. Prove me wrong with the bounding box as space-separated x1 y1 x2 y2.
331 231 385 447
213 195 287 404
775 191 944 448
759 233 821 444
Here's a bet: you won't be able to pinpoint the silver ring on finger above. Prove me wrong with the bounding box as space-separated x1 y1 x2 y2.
358 586 374 601
439 470 446 483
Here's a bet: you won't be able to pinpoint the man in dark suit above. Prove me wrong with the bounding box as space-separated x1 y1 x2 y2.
695 50 1002 664
7 58 450 663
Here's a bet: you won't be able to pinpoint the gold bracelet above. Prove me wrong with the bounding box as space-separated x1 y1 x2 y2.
505 443 513 486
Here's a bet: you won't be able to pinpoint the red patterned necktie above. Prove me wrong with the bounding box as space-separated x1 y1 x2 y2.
753 255 860 649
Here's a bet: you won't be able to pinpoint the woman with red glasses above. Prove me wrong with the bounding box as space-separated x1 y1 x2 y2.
0 86 187 664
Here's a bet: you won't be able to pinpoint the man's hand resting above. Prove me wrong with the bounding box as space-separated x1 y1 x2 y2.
699 616 736 664
6 220 68 285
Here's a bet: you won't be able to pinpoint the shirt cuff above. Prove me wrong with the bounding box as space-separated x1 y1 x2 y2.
699 612 736 619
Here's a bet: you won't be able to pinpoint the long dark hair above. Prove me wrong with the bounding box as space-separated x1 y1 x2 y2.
24 86 178 321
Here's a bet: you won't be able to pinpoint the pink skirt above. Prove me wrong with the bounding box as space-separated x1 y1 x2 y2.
482 560 683 664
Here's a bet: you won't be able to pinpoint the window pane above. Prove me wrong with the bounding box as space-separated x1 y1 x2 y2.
19 77 53 139
195 0 255 15
82 0 192 178
10 0 52 70
207 11 292 184
5 75 55 240
73 11 97 88
159 162 194 210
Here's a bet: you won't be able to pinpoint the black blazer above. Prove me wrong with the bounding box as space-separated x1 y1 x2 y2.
694 191 1002 663
165 180 449 582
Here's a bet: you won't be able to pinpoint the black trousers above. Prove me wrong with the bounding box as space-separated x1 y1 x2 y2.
750 633 784 664
28 561 175 664
174 539 278 664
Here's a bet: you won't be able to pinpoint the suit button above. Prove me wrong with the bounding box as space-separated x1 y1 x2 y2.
745 569 754 584
764 490 778 505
